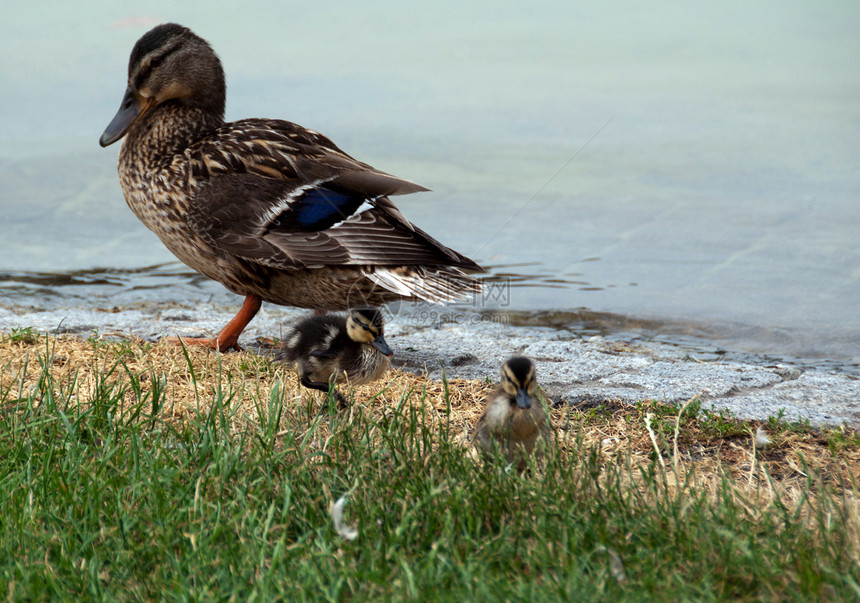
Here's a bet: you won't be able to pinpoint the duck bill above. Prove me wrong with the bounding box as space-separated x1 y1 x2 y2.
371 334 393 357
515 389 532 409
99 87 155 147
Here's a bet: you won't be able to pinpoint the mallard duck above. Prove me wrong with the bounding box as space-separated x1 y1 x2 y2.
476 356 551 470
99 23 482 351
280 307 392 408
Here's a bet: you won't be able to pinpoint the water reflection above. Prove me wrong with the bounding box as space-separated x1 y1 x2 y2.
0 264 212 307
482 262 646 293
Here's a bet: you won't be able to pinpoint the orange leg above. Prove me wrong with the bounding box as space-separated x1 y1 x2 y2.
169 294 262 352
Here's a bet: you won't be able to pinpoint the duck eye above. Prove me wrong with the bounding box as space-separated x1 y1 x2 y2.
150 56 163 68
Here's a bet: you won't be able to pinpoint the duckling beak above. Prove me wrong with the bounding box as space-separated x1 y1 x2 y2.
99 87 155 147
515 388 532 409
371 334 393 357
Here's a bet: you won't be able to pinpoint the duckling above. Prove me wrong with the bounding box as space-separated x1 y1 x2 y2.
99 23 482 351
476 356 551 470
280 307 392 408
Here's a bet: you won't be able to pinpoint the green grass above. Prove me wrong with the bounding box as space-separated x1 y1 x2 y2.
0 340 858 601
5 326 40 345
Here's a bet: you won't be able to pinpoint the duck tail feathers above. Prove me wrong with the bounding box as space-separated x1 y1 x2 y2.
367 267 483 304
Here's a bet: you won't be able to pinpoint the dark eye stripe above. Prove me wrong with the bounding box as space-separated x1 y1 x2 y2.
134 43 183 88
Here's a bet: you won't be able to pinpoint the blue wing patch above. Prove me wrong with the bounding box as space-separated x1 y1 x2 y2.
282 187 367 231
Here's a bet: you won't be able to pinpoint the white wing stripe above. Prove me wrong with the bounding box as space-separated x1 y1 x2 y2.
257 177 333 228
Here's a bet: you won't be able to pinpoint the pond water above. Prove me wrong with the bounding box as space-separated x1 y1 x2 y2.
1 1 858 372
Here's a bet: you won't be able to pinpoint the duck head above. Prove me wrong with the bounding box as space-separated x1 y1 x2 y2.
100 23 225 147
346 307 393 357
501 356 537 409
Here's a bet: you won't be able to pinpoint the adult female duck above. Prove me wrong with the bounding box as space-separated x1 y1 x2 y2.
100 23 482 351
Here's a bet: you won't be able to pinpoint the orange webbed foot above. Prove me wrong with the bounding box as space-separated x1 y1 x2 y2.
162 294 262 353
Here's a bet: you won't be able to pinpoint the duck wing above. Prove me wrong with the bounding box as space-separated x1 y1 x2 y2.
184 119 481 272
188 172 480 271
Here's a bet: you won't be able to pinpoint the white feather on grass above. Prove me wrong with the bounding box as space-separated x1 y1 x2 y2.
330 494 358 541
755 427 772 448
596 545 627 584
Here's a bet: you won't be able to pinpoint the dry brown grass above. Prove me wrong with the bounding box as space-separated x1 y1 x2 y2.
0 333 493 448
2 332 858 531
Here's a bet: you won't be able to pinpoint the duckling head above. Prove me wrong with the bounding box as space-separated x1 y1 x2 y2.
101 23 225 147
346 308 393 357
501 356 537 409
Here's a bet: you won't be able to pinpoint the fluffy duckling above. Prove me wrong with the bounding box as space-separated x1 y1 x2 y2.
280 308 392 407
476 356 551 470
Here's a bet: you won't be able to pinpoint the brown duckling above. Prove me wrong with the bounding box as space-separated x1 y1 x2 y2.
280 307 392 407
476 356 551 470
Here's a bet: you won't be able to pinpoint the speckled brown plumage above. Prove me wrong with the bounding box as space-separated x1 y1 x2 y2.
100 23 482 350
